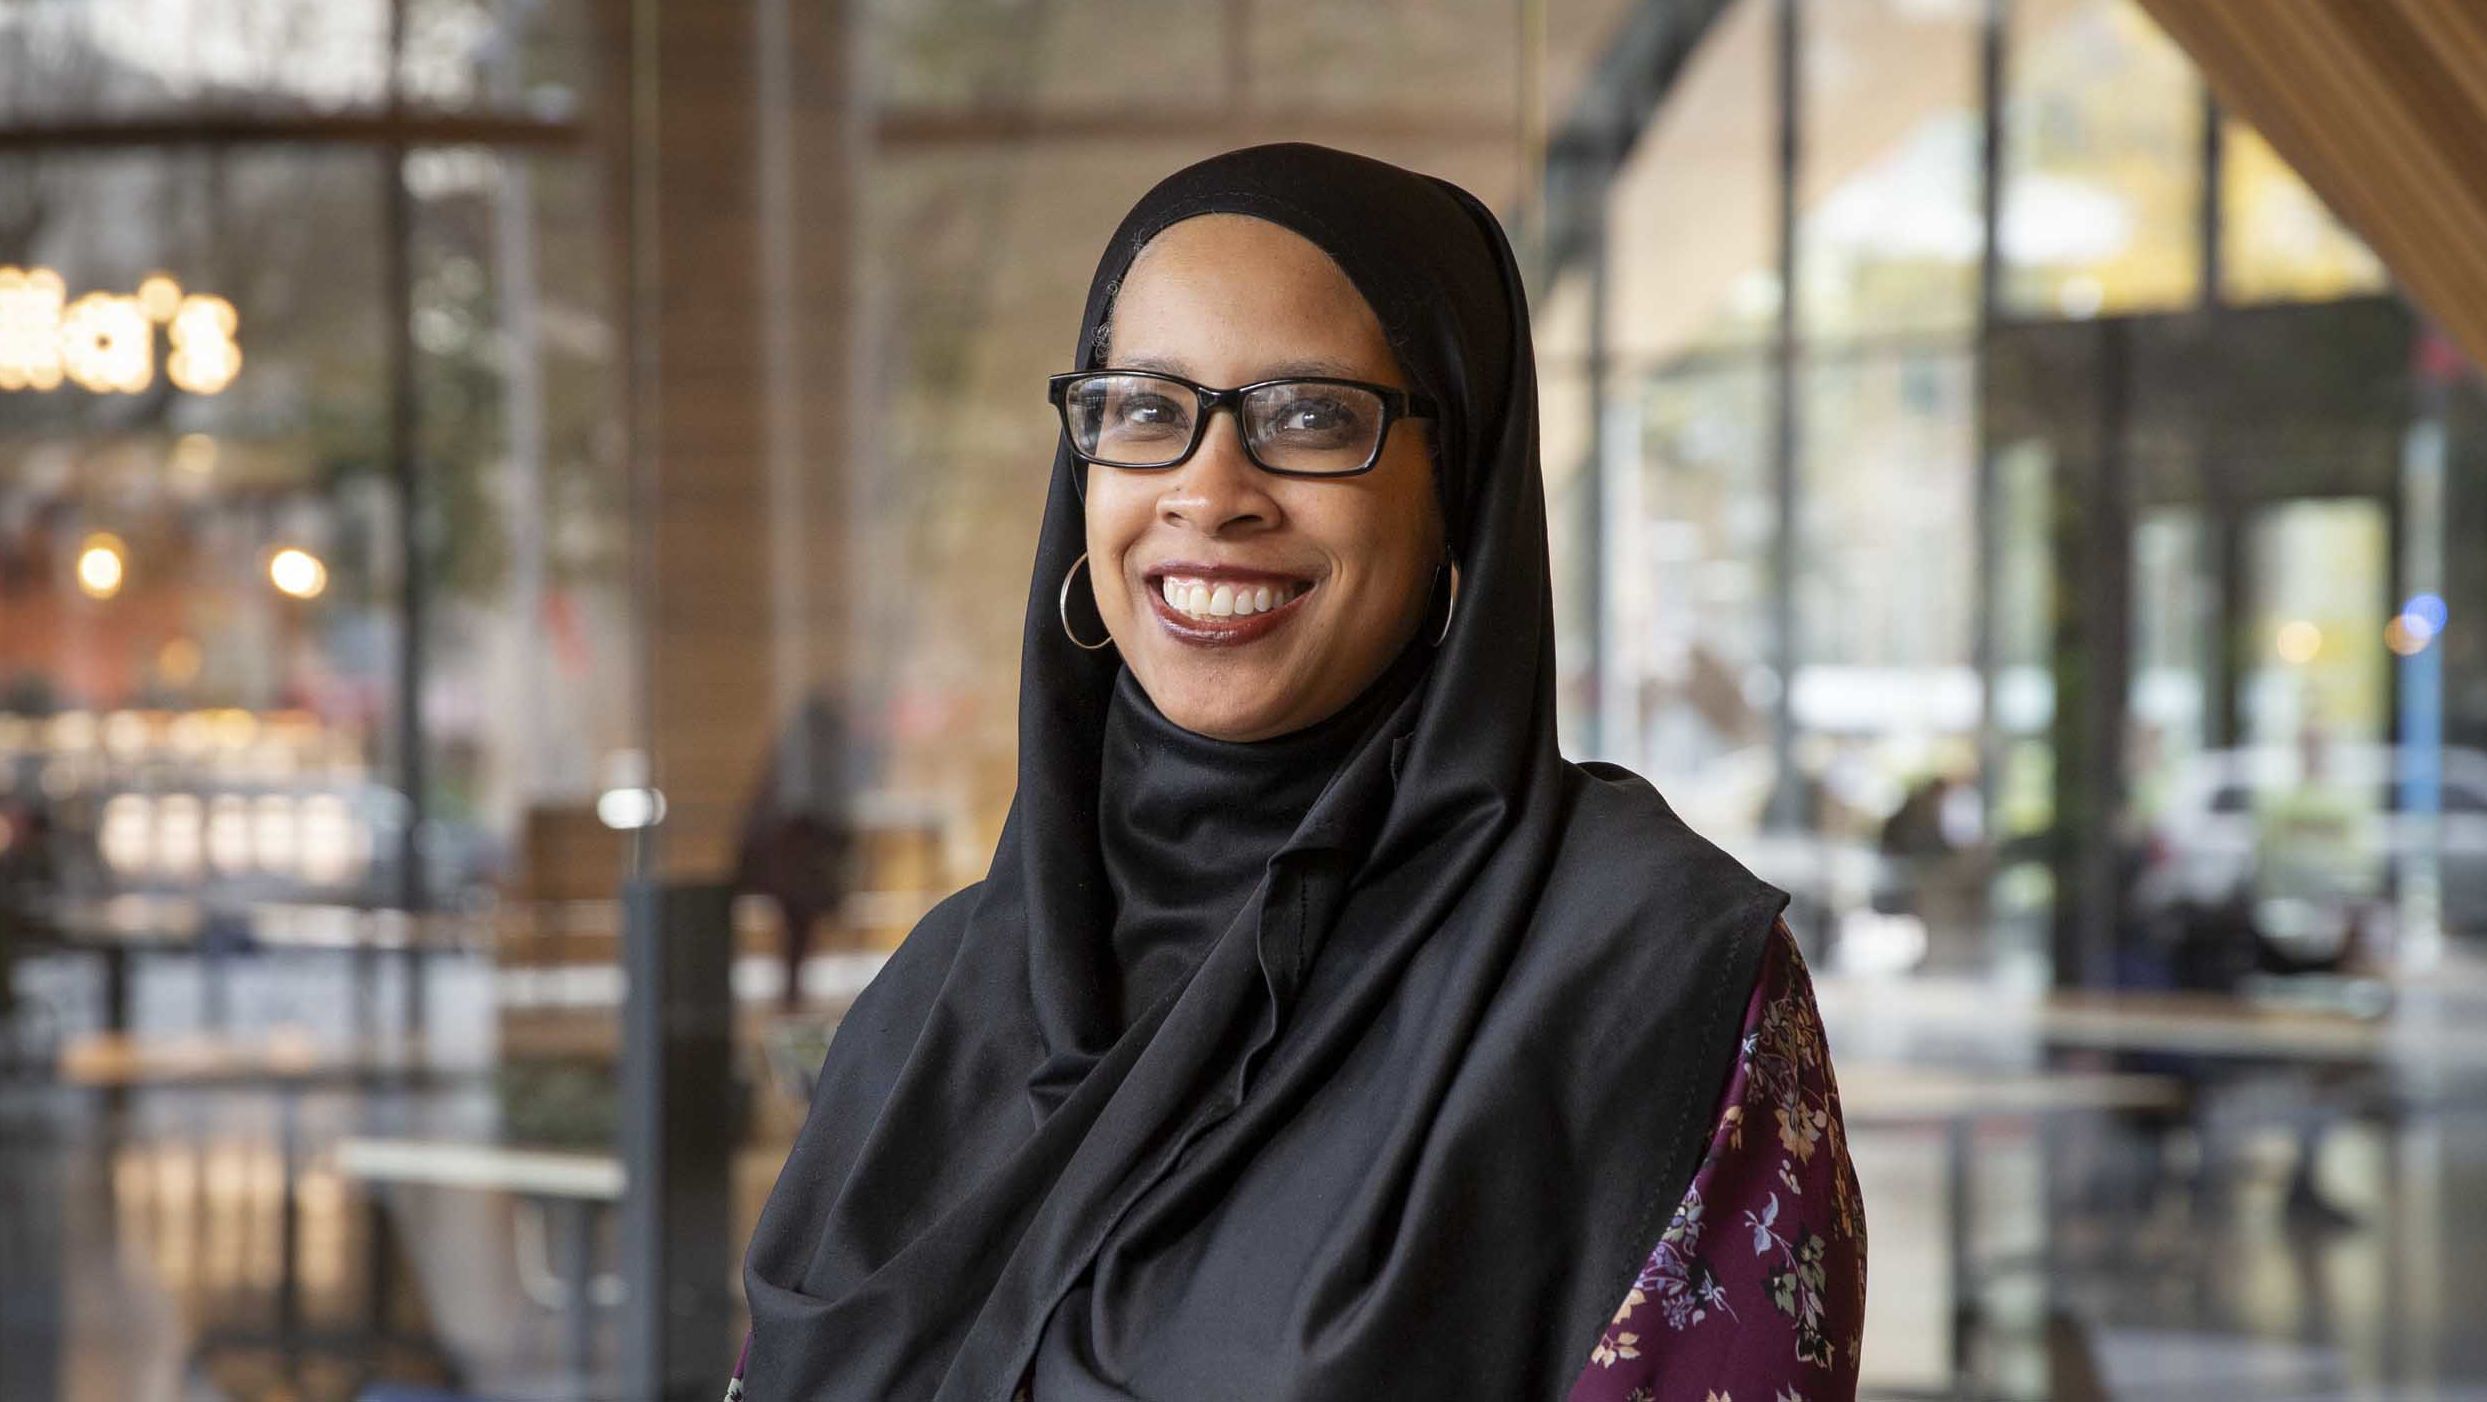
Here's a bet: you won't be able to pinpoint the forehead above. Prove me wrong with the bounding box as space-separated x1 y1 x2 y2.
1106 213 1396 379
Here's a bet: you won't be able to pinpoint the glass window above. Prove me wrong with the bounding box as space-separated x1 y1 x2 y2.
1 148 404 904
1793 351 1977 830
1537 271 1601 757
1602 360 1777 833
2127 506 2214 823
1796 0 1983 340
1603 0 1782 362
404 146 630 907
0 0 580 123
2219 117 2390 306
1990 435 2054 838
0 136 625 913
2001 0 2202 319
2244 497 2388 752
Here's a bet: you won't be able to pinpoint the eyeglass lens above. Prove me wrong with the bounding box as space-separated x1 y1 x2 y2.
1065 373 1386 474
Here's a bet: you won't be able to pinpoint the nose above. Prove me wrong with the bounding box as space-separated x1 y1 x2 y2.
1160 406 1276 535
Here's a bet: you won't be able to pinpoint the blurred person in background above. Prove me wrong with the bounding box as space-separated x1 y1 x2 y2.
732 144 1863 1401
733 693 860 1012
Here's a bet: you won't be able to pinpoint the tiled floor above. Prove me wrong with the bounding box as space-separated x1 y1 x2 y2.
9 953 2487 1401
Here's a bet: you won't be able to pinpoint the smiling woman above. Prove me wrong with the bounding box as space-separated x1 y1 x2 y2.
1072 212 1452 741
733 143 1860 1401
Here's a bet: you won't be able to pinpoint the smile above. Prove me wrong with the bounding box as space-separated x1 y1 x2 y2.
1145 572 1319 648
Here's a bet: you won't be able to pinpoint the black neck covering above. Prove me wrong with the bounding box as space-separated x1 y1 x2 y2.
740 143 1790 1401
1098 632 1433 1033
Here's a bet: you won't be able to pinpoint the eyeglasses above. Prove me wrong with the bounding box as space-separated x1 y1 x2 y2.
1047 368 1438 478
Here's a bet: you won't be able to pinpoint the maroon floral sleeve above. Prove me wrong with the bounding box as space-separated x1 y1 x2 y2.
1566 916 1867 1402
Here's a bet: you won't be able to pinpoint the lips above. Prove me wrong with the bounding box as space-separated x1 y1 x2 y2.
1143 568 1320 647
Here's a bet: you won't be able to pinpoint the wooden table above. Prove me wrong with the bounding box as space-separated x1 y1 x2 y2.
1840 1063 2187 1400
337 1135 625 1389
53 1033 488 1391
26 896 478 1039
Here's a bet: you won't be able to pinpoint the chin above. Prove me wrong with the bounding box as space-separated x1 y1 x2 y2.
1147 665 1291 739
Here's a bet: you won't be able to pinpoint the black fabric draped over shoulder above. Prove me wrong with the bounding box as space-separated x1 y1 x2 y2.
738 142 1791 1401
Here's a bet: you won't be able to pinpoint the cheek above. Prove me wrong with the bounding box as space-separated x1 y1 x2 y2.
1314 505 1432 628
1084 487 1150 594
1089 482 1163 618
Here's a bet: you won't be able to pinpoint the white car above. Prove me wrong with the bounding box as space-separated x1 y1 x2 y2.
2141 743 2487 947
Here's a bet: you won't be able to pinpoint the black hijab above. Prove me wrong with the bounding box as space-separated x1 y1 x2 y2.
739 142 1789 1401
1097 630 1435 1033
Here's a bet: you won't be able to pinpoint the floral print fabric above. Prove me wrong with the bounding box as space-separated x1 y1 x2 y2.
729 917 1862 1402
1567 916 1866 1401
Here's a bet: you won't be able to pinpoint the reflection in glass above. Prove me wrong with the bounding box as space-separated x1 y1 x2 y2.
0 0 583 123
1604 362 1776 835
2127 506 2213 825
1796 351 1982 965
2002 0 2201 318
2244 498 2387 753
1797 0 1982 340
1601 0 1782 362
2220 118 2389 306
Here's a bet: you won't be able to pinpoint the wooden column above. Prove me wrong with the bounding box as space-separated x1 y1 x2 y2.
601 0 858 884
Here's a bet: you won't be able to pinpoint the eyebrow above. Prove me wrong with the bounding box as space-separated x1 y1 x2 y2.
1118 352 1374 382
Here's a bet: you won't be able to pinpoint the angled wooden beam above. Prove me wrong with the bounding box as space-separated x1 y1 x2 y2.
2136 0 2487 373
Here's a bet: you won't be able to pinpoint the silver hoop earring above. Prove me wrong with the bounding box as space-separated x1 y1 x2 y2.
1059 552 1115 651
1431 560 1460 647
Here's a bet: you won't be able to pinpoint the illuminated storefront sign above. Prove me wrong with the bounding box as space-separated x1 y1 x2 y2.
0 266 242 395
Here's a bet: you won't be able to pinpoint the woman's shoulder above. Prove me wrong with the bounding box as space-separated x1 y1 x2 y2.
840 879 988 1022
1549 756 1788 950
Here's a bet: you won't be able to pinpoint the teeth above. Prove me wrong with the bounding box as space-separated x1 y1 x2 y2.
1157 576 1308 622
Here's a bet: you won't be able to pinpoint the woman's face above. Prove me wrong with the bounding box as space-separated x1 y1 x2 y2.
1083 213 1444 742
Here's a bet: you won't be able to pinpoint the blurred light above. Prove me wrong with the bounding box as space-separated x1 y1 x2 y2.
209 709 258 751
136 273 183 323
298 793 365 886
158 637 203 685
171 433 218 477
207 794 251 872
77 533 127 599
2386 616 2428 656
166 294 241 394
101 710 150 758
60 293 153 393
1834 909 1929 977
1 269 239 395
246 737 300 780
157 793 204 879
0 266 67 390
167 711 214 758
47 711 97 751
2275 619 2323 665
39 761 80 801
2056 275 2106 319
252 793 298 870
2404 592 2449 633
98 794 151 875
597 786 667 830
269 547 328 600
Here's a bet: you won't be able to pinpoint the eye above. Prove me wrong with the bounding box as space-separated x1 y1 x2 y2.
1114 391 1185 428
1265 390 1374 444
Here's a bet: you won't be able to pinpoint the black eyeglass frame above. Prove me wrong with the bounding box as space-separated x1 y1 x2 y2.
1046 368 1440 479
